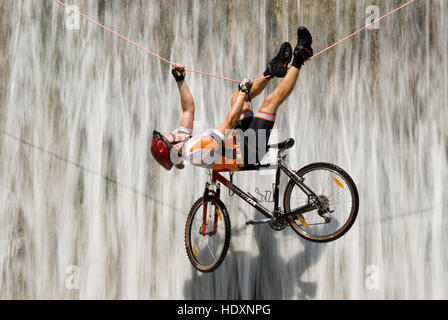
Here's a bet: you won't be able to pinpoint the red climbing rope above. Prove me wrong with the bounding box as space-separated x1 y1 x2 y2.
53 0 417 83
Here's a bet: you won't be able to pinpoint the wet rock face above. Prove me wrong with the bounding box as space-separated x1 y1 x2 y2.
0 0 447 299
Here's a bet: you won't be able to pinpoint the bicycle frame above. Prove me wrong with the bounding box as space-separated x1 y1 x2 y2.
207 159 322 224
189 154 359 272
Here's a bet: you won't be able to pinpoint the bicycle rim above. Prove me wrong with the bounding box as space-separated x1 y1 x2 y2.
284 163 359 242
185 196 230 272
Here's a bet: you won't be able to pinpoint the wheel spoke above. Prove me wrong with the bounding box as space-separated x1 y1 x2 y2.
328 187 349 199
205 240 216 262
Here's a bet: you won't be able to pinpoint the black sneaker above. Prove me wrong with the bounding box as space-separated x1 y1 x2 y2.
291 26 313 69
263 42 293 79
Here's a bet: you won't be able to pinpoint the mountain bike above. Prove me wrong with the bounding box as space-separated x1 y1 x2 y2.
184 138 359 273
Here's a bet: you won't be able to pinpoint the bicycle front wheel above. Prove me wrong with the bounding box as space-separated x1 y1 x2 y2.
284 162 359 242
185 195 231 273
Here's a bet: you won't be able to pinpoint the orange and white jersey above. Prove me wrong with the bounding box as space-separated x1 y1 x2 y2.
182 129 224 168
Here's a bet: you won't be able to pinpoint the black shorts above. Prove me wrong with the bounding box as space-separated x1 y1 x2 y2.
235 111 276 165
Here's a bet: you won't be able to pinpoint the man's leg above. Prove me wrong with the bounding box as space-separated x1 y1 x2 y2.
257 66 300 115
245 26 314 164
257 26 314 115
216 27 313 161
231 41 294 128
240 68 299 165
242 68 298 164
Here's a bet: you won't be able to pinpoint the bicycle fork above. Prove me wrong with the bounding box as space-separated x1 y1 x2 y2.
201 182 221 236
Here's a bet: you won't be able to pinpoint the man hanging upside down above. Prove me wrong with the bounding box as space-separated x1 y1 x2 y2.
151 26 313 171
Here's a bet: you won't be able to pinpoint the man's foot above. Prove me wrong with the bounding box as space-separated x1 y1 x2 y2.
263 42 293 79
291 26 313 69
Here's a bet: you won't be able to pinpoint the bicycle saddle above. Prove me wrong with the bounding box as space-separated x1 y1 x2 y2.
268 138 295 150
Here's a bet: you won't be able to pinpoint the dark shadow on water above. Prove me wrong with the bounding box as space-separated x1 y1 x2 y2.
183 211 327 299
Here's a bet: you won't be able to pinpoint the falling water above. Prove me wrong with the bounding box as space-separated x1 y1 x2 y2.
0 0 447 299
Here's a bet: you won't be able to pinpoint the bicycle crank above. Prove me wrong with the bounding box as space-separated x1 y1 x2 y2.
269 216 288 231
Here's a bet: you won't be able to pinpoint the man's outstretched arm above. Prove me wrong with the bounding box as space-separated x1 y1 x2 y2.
172 63 194 130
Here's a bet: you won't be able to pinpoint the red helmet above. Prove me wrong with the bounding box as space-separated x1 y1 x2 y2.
150 130 174 171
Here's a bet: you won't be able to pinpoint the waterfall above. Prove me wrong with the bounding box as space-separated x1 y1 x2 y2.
0 0 447 299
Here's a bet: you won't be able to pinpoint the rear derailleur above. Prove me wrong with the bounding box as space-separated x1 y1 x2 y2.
317 195 333 223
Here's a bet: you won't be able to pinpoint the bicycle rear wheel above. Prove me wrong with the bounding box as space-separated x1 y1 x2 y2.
185 195 231 273
283 162 359 242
